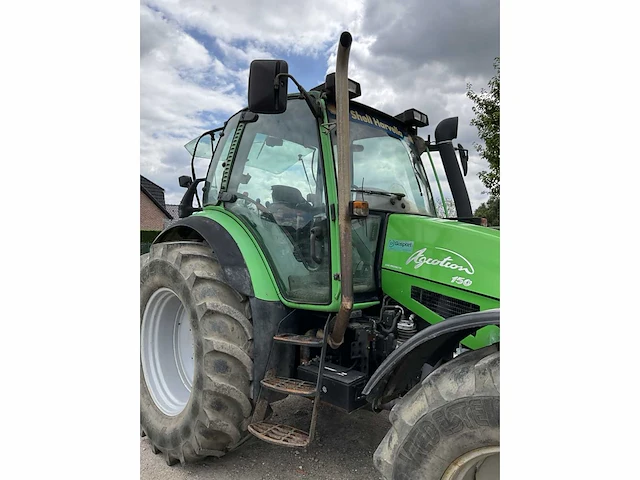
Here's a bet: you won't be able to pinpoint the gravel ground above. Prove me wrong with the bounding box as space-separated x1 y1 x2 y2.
141 395 392 480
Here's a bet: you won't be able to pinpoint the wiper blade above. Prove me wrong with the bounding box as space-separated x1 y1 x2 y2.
351 188 405 200
411 160 425 197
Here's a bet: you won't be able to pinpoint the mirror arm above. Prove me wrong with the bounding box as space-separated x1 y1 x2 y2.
178 178 206 218
274 73 322 118
454 144 469 176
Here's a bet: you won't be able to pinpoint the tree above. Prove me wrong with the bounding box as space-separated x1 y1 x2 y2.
467 58 500 199
474 195 500 227
434 197 457 219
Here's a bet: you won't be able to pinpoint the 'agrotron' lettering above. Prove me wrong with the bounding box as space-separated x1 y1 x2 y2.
406 248 475 275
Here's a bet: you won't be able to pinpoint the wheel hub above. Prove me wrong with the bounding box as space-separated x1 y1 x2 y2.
141 288 195 416
441 446 500 480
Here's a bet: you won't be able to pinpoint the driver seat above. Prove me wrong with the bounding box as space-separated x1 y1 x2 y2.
271 185 310 209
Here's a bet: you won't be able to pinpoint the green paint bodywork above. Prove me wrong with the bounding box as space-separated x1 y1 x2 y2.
381 214 500 348
382 215 499 299
193 207 280 301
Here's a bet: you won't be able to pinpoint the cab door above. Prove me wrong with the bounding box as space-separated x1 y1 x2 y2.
222 99 337 307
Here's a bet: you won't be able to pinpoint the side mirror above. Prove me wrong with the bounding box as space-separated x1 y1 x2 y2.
457 143 469 176
178 175 193 188
248 60 289 114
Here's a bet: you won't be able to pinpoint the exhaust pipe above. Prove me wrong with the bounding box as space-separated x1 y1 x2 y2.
328 31 354 349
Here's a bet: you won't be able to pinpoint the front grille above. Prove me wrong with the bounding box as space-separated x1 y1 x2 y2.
411 286 480 318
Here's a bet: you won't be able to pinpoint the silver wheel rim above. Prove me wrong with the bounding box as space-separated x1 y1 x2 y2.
441 446 500 480
141 288 195 416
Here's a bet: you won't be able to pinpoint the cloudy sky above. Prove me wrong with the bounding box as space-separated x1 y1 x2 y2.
140 0 499 211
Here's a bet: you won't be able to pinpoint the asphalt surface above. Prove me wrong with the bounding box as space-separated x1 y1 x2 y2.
141 395 392 480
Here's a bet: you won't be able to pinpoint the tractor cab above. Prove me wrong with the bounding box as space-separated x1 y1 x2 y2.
182 73 478 308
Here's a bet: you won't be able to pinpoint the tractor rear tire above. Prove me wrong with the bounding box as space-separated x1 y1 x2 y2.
140 242 254 465
373 345 500 480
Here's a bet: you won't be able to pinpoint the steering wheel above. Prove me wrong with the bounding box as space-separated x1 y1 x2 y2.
234 192 269 213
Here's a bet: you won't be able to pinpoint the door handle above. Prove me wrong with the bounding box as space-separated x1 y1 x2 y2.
310 226 323 264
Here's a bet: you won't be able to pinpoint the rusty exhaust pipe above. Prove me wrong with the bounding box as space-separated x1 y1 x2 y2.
328 31 353 350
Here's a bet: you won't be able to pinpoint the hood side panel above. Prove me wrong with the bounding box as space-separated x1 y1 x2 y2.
381 269 500 349
381 215 500 299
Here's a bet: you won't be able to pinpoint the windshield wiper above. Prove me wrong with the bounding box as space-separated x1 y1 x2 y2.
351 188 405 200
411 160 425 197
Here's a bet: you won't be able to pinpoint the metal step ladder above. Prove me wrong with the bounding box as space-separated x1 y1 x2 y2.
248 318 330 447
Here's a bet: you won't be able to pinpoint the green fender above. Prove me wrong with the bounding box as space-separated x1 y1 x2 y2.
154 207 280 302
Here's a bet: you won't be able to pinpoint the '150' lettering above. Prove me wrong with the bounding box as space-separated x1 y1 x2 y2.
451 276 472 287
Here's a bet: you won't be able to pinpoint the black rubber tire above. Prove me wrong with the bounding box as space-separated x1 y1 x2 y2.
373 345 500 480
140 241 254 466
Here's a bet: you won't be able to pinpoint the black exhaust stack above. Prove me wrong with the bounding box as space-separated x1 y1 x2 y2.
434 117 472 219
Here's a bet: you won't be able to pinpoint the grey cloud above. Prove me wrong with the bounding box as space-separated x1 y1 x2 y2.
362 0 499 79
323 1 499 211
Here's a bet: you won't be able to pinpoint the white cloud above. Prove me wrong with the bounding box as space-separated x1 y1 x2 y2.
140 4 246 202
144 0 363 55
141 5 210 70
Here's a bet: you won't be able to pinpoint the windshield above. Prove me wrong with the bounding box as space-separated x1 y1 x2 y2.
328 103 436 216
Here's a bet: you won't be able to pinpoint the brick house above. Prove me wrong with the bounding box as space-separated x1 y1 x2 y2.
140 175 173 231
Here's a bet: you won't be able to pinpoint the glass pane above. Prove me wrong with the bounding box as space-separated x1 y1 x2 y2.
225 100 330 304
329 104 436 217
352 215 382 293
352 137 427 211
184 135 215 158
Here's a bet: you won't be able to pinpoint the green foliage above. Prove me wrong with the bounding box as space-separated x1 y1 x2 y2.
474 195 500 226
434 197 457 218
467 58 500 199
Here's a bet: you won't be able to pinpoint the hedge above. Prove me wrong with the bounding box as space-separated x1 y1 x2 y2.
141 230 162 244
141 230 162 255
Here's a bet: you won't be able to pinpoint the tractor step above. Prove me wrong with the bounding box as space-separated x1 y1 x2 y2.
250 319 331 448
273 333 323 347
260 376 316 396
248 422 310 447
260 377 316 397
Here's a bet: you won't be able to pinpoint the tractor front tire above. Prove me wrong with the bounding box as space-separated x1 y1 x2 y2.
374 345 500 480
140 242 254 465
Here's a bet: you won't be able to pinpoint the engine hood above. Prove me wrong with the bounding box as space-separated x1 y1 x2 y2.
381 215 500 300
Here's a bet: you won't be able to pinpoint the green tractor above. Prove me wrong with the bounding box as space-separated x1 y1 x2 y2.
140 32 499 479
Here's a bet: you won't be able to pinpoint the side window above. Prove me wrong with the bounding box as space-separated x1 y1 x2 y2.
225 100 331 304
203 113 240 205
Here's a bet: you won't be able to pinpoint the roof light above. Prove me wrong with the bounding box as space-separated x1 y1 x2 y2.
311 73 361 99
395 108 429 128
